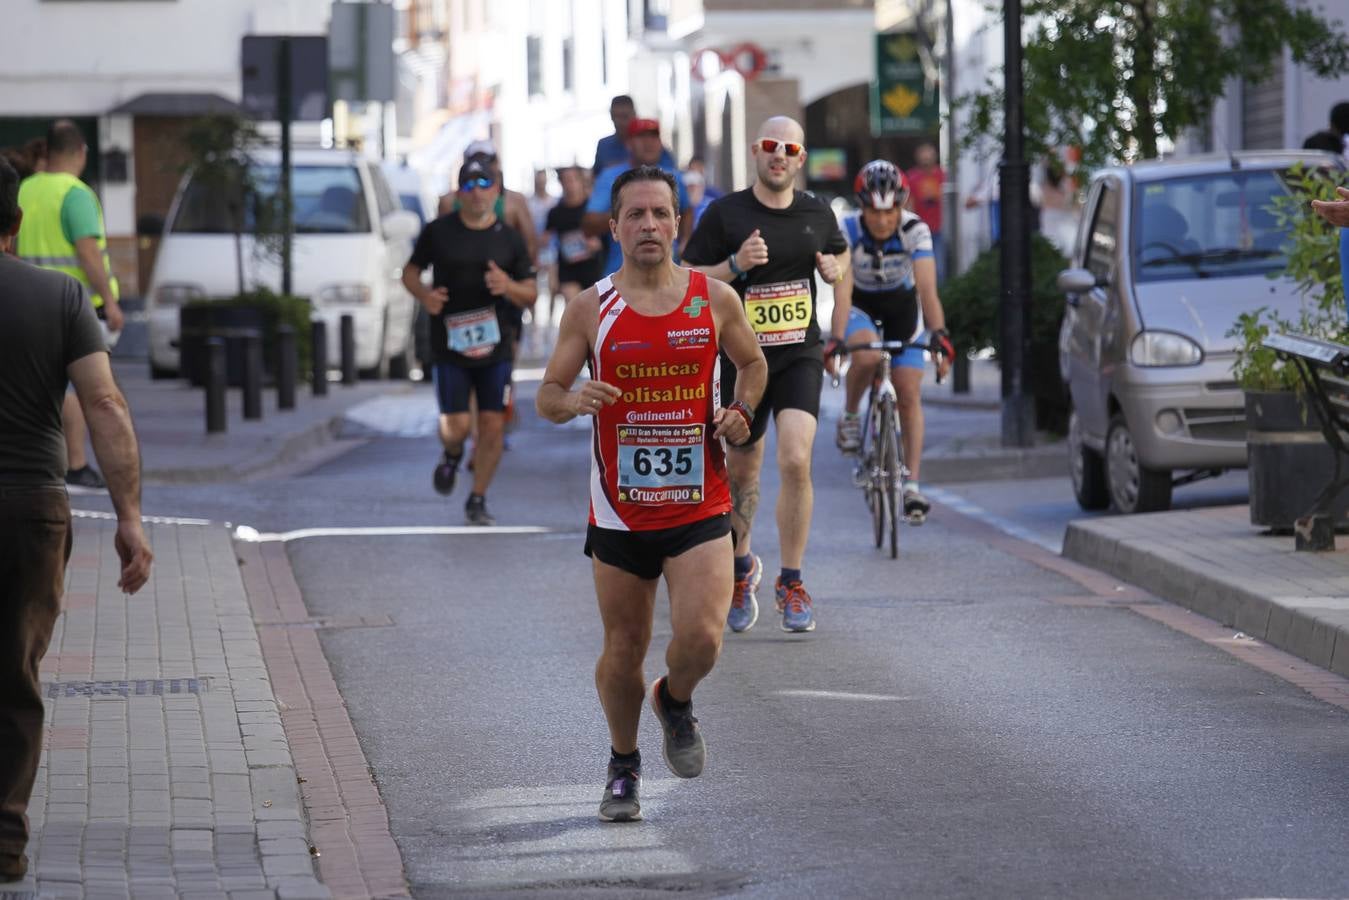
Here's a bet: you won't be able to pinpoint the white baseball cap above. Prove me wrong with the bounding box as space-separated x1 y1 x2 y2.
464 139 497 160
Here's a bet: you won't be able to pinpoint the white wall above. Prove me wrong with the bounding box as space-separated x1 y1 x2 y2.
0 0 331 115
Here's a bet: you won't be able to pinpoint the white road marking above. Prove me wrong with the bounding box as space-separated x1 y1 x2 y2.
925 485 1063 553
73 508 215 526
233 524 555 543
776 689 911 702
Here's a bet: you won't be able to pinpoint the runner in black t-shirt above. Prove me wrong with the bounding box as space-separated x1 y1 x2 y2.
402 159 536 525
542 165 603 333
682 115 849 635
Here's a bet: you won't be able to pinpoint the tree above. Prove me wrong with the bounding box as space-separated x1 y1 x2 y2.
959 0 1349 170
179 114 284 296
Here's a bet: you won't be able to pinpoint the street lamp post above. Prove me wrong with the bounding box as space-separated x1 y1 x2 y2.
999 0 1035 447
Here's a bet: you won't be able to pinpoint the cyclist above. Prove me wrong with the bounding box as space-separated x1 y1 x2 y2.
832 160 953 523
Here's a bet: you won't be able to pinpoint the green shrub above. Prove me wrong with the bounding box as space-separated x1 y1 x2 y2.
186 289 313 380
942 233 1071 432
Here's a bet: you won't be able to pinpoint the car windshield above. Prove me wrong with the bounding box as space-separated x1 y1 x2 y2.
171 164 371 235
1132 169 1294 282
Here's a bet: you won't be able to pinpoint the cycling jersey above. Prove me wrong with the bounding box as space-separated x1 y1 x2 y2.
588 270 732 531
842 210 933 341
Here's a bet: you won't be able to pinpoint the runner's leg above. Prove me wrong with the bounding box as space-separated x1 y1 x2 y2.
593 561 658 754
727 441 765 558
471 412 505 495
662 532 734 701
774 408 816 570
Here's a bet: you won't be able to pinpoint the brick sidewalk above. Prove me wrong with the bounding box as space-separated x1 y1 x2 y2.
7 517 328 898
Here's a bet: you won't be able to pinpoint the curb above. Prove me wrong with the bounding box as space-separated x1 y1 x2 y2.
144 413 352 485
1063 518 1349 679
925 443 1067 484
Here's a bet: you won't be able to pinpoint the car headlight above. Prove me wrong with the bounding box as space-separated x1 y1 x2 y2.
1130 330 1204 367
316 283 372 305
154 283 206 307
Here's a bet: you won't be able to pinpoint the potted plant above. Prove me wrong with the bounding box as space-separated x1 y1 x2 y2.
1231 163 1349 529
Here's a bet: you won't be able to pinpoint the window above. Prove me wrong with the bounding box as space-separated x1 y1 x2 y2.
562 37 575 92
367 165 397 220
172 165 371 235
527 35 544 97
1133 169 1291 283
1084 181 1119 282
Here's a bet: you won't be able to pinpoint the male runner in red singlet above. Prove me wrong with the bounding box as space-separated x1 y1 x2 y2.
538 165 766 822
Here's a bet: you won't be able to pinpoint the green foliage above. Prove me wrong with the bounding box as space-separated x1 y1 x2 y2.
942 233 1071 430
1229 164 1349 391
186 289 314 381
179 115 284 295
958 0 1349 172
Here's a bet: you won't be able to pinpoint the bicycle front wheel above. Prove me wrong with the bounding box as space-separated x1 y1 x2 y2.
879 402 901 558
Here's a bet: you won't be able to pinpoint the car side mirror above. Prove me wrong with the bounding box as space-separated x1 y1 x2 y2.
382 209 421 242
137 213 165 236
1057 267 1100 294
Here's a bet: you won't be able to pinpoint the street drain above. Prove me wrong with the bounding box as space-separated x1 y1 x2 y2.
44 678 211 699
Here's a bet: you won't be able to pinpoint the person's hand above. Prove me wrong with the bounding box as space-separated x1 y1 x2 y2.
930 328 954 382
103 302 125 332
420 286 448 315
114 519 153 595
964 195 981 210
485 260 513 296
815 251 841 285
1310 186 1349 228
712 404 752 446
735 229 769 271
822 336 843 376
571 380 622 417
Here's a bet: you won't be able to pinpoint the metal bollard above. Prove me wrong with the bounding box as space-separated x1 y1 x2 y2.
205 337 227 434
953 350 971 394
242 330 263 420
311 320 328 396
276 325 297 410
340 314 357 385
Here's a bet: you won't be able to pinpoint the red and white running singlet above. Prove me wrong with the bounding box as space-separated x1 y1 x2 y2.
588 270 732 531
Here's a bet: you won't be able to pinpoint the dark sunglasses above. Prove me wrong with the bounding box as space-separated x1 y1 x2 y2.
757 138 804 158
462 177 495 191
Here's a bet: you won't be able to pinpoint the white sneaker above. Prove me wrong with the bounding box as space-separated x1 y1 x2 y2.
836 414 861 452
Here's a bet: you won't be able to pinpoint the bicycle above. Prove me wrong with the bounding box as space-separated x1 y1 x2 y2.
830 325 940 559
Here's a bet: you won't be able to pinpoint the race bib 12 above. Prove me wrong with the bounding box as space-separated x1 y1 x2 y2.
445 307 501 358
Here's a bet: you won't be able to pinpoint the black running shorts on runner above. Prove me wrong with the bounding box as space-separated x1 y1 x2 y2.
720 353 824 446
584 512 733 580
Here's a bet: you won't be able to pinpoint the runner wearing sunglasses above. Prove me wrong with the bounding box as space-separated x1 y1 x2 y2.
402 159 538 525
682 116 850 634
832 160 953 523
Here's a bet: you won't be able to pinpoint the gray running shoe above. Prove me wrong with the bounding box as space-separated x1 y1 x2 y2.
649 676 705 779
598 761 642 822
464 495 495 526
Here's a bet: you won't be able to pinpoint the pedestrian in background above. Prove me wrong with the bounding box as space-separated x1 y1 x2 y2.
583 117 691 277
542 165 602 331
1302 101 1349 157
0 156 152 883
16 120 123 490
592 95 675 177
905 142 946 281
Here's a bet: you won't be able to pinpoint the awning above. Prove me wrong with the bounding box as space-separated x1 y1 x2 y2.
109 93 241 117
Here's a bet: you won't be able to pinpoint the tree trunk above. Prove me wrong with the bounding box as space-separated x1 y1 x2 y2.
1129 0 1159 160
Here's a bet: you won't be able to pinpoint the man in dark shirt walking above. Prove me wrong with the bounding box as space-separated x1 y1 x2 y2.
0 157 153 882
402 159 537 526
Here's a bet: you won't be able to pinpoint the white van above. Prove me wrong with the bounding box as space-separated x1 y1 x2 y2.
146 147 422 378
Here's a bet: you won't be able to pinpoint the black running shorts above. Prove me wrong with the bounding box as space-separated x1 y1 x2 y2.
584 512 732 580
719 353 824 446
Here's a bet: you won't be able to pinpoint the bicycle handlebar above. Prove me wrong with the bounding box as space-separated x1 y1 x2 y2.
827 338 947 386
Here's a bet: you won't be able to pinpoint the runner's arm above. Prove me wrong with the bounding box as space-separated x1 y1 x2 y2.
710 280 767 412
829 267 854 341
536 290 621 422
913 256 945 333
74 236 117 313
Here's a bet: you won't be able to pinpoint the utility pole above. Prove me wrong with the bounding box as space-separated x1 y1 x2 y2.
278 36 294 297
999 0 1034 447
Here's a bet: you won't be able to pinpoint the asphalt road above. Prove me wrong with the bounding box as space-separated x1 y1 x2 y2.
74 380 1349 898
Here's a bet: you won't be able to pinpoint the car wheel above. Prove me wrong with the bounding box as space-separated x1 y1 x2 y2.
1069 410 1109 510
359 319 389 380
1105 412 1172 513
149 362 178 381
387 336 412 380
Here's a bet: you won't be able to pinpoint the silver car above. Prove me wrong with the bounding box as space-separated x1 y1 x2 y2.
1057 151 1339 513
